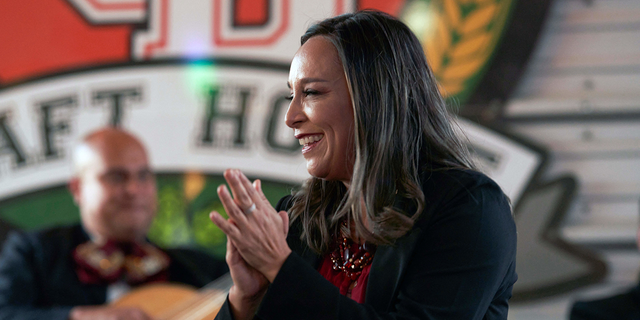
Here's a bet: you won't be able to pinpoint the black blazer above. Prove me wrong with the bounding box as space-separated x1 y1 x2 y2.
217 169 517 320
0 224 228 320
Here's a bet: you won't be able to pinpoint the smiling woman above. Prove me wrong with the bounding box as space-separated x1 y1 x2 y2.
286 36 355 184
209 10 517 320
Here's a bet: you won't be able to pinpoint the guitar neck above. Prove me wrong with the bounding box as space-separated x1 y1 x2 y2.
201 272 233 294
158 273 233 320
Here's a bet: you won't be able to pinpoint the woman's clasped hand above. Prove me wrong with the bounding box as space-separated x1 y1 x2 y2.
209 169 291 317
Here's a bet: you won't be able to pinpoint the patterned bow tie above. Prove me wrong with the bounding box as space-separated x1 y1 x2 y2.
73 240 170 285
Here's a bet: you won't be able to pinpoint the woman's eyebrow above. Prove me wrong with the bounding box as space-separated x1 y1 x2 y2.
301 78 328 84
289 78 329 88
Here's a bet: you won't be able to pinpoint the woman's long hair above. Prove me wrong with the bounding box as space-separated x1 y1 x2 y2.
289 10 474 254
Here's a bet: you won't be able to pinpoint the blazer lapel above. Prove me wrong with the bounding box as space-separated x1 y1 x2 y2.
287 220 322 268
365 227 422 313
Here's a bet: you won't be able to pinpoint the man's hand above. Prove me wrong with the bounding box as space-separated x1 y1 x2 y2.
69 305 153 320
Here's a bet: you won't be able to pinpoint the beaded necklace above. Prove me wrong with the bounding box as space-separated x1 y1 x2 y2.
329 222 376 280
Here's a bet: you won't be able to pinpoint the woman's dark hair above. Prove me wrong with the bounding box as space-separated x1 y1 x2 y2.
289 10 474 253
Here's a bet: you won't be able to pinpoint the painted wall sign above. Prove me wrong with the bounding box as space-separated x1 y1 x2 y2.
0 0 544 256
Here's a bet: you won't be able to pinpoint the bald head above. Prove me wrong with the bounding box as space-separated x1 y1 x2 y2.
73 128 148 177
69 128 157 243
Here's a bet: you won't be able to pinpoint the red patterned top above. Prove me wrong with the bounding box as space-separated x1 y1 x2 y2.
318 253 373 304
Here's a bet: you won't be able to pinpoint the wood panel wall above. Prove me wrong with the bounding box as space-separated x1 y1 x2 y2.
503 0 640 245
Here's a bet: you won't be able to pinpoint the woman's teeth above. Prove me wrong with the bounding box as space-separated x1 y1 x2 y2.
299 134 323 145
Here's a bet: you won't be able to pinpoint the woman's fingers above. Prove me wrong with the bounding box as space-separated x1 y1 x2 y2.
210 211 242 239
237 172 274 212
251 178 289 235
225 235 246 267
278 211 289 235
232 171 290 236
217 184 250 227
225 235 236 262
226 169 276 216
224 169 254 213
252 179 270 204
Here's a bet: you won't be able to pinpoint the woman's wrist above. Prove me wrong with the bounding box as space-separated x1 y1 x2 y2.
263 249 292 283
228 287 266 320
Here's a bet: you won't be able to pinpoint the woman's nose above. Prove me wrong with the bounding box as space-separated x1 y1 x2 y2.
284 97 305 128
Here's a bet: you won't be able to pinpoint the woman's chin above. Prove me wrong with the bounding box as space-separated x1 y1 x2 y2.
305 163 327 180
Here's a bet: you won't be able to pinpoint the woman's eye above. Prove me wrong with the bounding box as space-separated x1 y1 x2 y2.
286 90 319 100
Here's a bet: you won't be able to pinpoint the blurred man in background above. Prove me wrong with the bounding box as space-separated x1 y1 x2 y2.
0 127 228 320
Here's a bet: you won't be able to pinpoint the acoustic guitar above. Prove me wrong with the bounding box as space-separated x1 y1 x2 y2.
112 273 233 320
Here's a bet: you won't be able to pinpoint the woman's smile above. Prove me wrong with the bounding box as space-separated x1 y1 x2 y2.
298 134 324 154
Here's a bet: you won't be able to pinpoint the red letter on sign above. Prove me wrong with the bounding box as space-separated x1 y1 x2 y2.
213 0 289 47
234 0 269 26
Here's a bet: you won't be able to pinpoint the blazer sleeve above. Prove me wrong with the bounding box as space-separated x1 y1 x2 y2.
0 231 72 320
255 177 517 320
